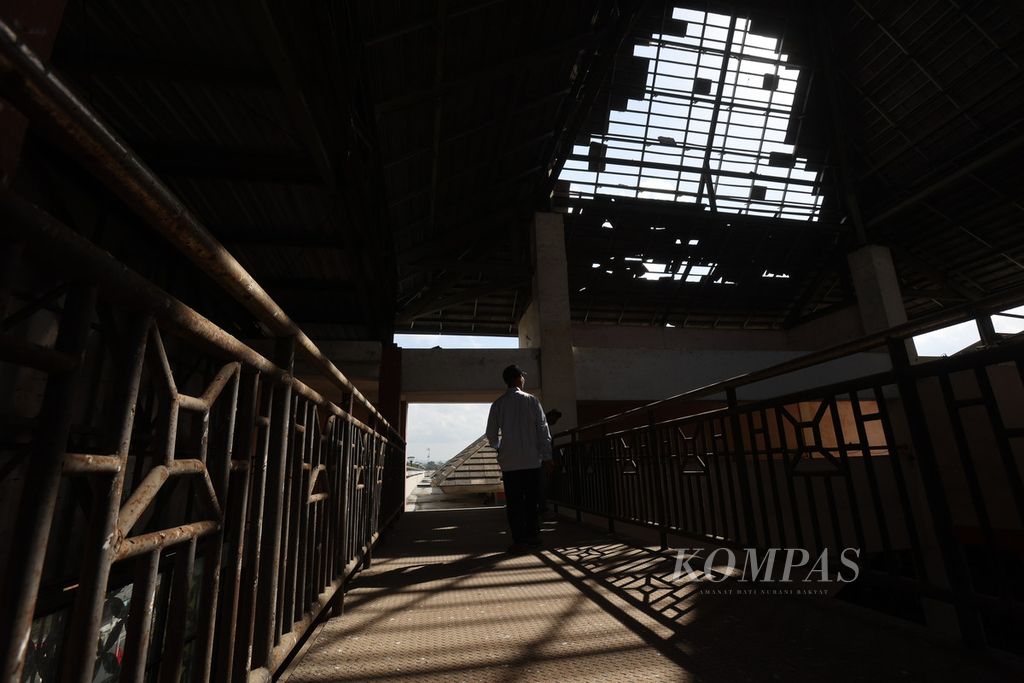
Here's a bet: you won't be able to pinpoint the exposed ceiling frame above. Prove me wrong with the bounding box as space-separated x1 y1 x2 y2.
247 0 384 338
363 0 506 47
58 53 276 87
134 143 320 184
536 0 646 205
865 127 1024 229
374 30 601 115
396 277 530 323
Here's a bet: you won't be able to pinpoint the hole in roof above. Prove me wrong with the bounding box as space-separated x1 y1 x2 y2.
630 257 717 282
559 6 822 221
913 321 981 357
993 305 1024 334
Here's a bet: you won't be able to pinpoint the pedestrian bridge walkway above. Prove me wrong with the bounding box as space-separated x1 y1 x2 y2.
281 508 1019 682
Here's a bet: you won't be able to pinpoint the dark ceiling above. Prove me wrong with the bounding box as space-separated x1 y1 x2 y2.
17 0 1024 339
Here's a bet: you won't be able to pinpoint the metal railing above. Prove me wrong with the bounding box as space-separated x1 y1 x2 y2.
551 295 1024 652
0 20 405 683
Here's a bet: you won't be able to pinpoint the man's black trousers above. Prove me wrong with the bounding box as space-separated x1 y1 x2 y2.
502 467 540 543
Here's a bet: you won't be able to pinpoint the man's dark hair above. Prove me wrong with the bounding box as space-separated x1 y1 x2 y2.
502 364 525 387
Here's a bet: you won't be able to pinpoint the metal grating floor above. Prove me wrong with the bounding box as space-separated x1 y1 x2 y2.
282 507 1021 682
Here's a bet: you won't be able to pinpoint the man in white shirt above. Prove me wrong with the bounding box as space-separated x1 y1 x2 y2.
486 364 553 553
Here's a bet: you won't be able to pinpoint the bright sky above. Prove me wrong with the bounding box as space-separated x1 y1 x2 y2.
394 334 519 349
396 334 518 466
559 6 822 222
404 403 490 466
913 306 1024 356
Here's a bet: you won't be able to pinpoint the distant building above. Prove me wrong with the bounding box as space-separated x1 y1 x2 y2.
431 435 503 495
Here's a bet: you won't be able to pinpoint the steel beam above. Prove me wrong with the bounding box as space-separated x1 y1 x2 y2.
537 1 646 205
866 131 1024 229
396 277 530 323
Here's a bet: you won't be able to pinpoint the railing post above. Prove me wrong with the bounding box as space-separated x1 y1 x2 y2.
338 392 354 577
0 240 22 318
210 369 253 681
60 314 150 683
329 403 352 619
158 534 198 683
0 284 96 683
648 411 668 550
362 434 379 571
725 388 758 547
253 336 295 667
120 550 161 681
572 431 582 523
886 337 986 648
603 424 615 534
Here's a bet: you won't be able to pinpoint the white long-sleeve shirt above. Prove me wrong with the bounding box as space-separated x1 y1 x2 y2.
486 387 552 472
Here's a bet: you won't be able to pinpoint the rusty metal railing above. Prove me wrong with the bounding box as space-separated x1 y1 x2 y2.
0 197 406 683
0 19 406 683
550 295 1024 653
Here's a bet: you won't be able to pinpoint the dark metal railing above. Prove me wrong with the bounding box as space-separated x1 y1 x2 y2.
551 298 1024 652
0 20 405 683
0 199 405 683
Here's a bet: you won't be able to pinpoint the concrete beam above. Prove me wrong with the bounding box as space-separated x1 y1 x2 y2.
401 348 540 403
570 305 865 353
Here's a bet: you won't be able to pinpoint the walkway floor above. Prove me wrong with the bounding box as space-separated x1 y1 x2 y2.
283 508 1022 682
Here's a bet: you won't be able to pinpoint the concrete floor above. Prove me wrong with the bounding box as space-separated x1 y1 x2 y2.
282 508 1022 682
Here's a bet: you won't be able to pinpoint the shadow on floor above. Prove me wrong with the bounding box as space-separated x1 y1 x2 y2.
283 507 1024 683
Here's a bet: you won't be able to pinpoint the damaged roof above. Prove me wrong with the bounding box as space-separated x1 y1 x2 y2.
29 0 1024 337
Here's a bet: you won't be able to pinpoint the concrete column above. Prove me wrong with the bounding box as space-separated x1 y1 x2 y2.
847 244 907 333
378 343 402 431
517 299 541 349
529 212 578 430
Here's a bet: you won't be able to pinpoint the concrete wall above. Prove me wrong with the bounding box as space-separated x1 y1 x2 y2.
570 305 864 353
401 348 541 403
251 339 382 404
288 302 876 412
574 347 892 402
293 329 890 408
